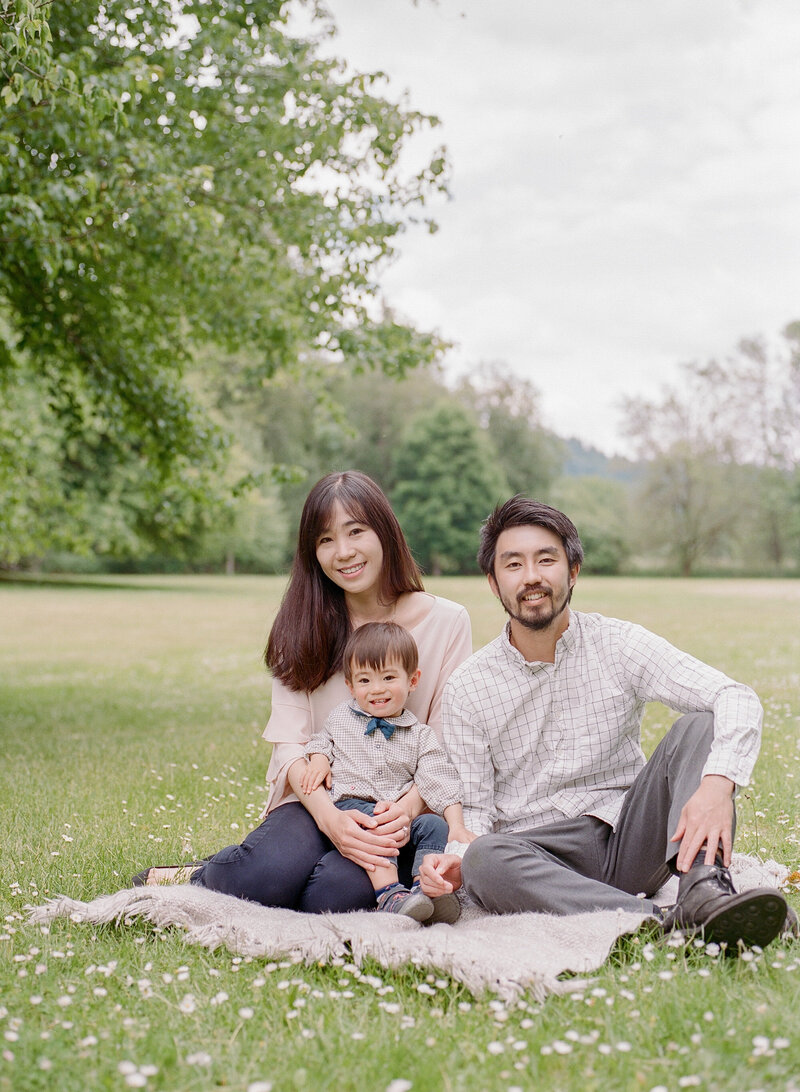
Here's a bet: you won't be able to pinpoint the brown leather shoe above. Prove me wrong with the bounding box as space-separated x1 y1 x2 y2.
662 863 787 952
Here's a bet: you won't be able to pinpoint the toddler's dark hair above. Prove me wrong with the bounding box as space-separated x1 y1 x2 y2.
343 621 419 681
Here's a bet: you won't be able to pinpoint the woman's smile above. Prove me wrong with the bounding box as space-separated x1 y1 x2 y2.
338 562 366 577
316 500 384 597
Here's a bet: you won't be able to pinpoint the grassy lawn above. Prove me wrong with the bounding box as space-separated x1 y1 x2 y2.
1 574 799 1092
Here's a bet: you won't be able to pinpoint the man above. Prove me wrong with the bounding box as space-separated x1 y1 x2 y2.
420 496 793 950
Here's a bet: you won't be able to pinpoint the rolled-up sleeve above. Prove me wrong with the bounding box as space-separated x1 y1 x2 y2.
304 724 335 764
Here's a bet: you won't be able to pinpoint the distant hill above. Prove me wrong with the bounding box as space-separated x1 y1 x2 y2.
560 438 643 483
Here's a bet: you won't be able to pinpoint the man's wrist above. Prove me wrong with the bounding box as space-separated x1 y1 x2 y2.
701 774 735 795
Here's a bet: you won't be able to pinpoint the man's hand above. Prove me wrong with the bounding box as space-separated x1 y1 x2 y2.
418 852 463 897
298 754 331 795
671 774 735 872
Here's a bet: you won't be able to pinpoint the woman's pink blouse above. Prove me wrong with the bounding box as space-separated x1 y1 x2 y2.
261 594 472 814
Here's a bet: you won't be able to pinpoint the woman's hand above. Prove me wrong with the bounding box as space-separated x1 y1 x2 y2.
371 799 413 846
287 760 405 869
322 806 401 871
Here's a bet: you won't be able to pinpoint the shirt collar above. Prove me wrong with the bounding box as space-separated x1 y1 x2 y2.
348 699 416 727
499 610 577 667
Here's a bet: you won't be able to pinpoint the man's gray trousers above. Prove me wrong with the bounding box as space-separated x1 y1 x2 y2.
462 713 732 916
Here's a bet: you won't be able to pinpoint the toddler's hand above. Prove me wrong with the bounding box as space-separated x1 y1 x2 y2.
418 852 463 897
299 755 331 795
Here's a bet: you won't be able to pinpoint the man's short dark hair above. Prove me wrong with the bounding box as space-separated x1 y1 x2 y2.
477 496 585 576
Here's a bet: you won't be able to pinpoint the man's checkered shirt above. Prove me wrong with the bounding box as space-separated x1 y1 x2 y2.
442 611 762 836
305 699 463 816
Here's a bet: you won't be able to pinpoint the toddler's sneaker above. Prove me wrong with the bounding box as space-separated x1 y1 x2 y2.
376 883 433 921
425 892 461 925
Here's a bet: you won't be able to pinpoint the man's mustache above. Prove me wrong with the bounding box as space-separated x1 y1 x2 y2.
516 585 552 604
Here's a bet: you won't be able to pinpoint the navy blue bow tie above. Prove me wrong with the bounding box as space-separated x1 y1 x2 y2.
364 717 397 740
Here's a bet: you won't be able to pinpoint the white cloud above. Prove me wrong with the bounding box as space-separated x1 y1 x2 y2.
322 0 800 452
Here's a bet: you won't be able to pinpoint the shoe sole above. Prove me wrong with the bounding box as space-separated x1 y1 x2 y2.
698 889 787 952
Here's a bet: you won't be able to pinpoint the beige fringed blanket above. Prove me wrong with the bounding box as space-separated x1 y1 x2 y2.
28 854 789 1002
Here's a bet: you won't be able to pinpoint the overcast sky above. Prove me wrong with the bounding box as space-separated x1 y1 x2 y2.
318 0 800 454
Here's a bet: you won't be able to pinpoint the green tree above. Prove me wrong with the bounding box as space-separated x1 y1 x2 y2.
201 348 358 556
324 363 450 492
0 0 447 562
0 362 76 563
392 403 508 575
200 353 452 560
192 477 288 574
0 350 230 566
691 331 800 568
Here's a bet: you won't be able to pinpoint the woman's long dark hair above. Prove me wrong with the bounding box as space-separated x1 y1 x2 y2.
265 471 424 692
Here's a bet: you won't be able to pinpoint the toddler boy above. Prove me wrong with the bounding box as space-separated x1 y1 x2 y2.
300 621 473 923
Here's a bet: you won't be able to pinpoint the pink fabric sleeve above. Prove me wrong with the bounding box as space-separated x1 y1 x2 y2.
261 681 313 812
415 604 473 740
261 673 351 814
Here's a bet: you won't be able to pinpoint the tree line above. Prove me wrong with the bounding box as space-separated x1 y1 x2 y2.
5 334 800 578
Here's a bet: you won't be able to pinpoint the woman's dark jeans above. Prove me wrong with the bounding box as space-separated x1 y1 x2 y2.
192 802 375 913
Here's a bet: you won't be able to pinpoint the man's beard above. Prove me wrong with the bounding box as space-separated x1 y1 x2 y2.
501 584 571 631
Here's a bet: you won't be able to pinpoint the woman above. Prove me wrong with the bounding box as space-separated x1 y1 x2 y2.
135 471 472 912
